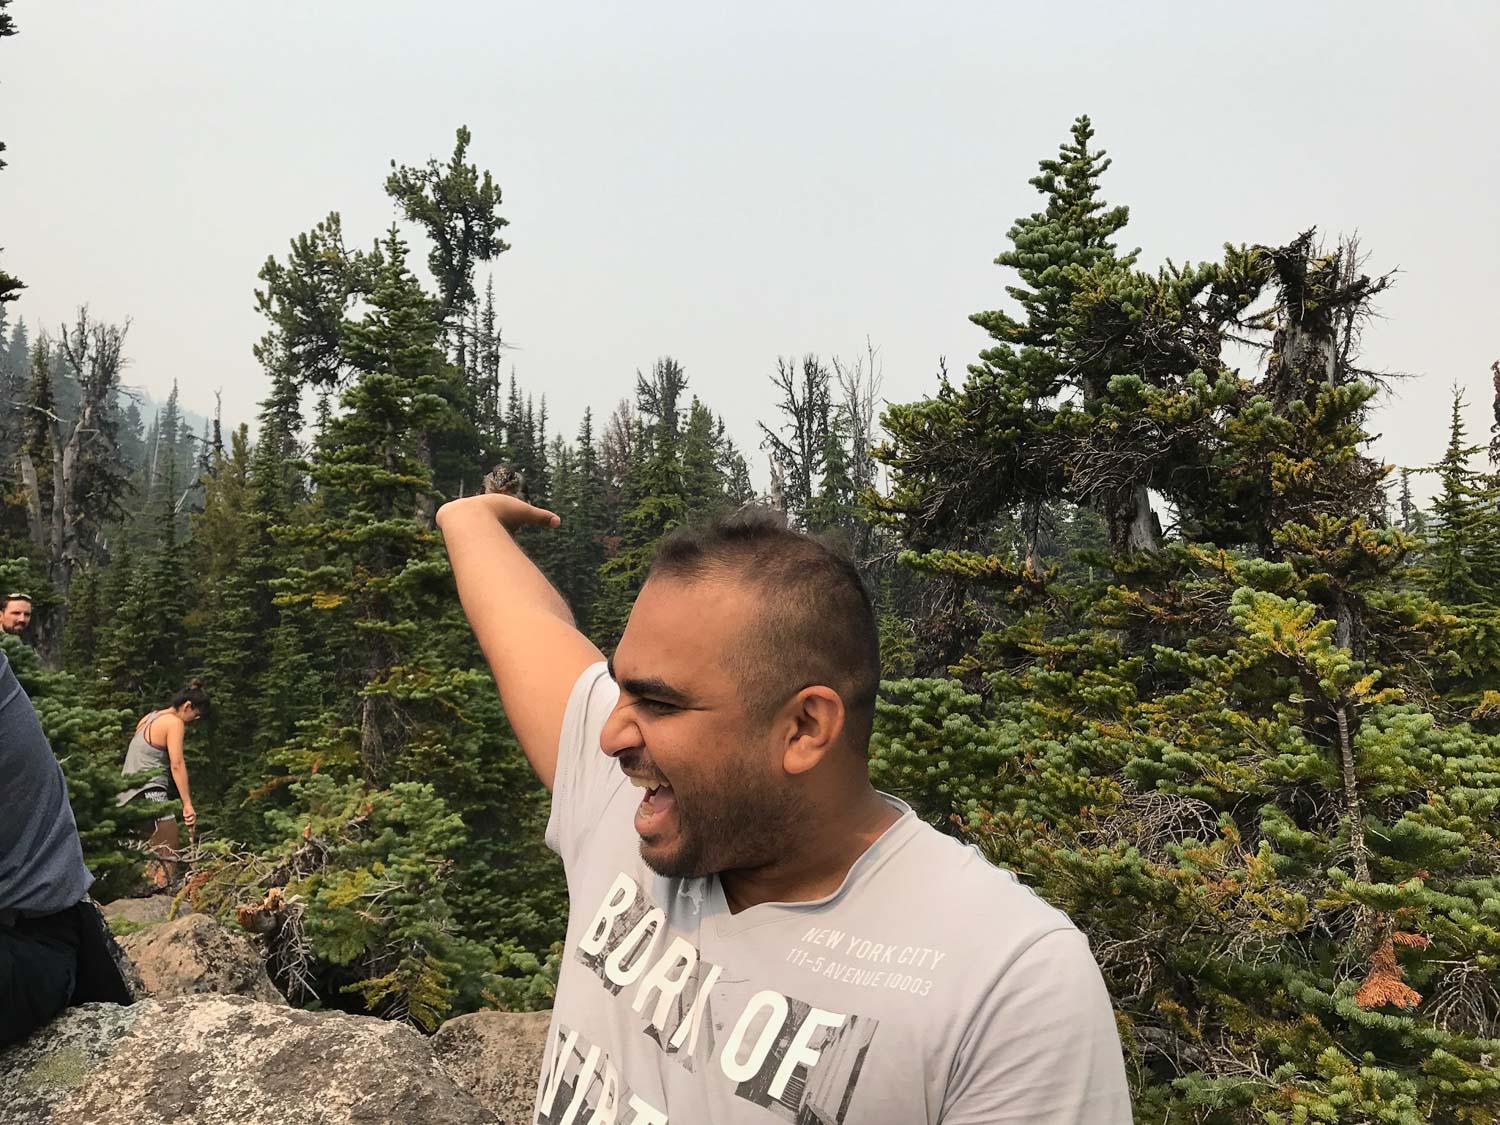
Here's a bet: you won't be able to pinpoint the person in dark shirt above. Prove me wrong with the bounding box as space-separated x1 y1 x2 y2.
0 647 129 1047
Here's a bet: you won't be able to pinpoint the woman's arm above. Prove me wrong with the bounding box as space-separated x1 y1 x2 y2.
163 715 194 827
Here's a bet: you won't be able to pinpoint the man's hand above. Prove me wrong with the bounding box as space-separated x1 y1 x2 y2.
437 493 560 534
181 801 197 829
439 492 603 791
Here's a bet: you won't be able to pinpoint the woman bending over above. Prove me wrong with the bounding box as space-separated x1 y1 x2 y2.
117 681 209 887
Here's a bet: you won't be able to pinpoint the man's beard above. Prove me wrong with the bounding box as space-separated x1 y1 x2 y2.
638 752 799 879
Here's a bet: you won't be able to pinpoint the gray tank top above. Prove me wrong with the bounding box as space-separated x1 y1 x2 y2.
117 710 170 805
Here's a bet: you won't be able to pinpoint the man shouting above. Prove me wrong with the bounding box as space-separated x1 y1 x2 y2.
439 496 1130 1124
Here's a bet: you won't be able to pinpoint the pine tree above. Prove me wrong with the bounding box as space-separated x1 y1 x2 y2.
1424 390 1500 608
680 396 728 522
255 212 364 391
595 358 690 643
0 314 27 475
759 355 832 526
877 218 1500 1117
168 218 566 1014
877 116 1168 562
557 409 606 637
272 226 450 782
63 565 103 670
385 125 509 368
96 451 191 712
718 426 756 508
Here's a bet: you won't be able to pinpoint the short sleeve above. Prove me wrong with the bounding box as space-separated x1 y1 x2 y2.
544 661 623 869
941 928 1132 1124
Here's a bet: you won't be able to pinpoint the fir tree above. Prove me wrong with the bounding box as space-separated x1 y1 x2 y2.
1424 389 1500 608
96 451 190 712
878 116 1167 562
556 409 606 637
595 358 690 643
385 125 509 367
680 396 728 522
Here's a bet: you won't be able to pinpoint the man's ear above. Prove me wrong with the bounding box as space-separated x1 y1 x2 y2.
781 686 846 776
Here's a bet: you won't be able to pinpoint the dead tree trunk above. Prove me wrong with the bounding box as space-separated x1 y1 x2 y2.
15 311 127 665
1105 482 1161 555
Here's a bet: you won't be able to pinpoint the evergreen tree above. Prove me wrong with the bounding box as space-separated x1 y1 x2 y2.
718 428 756 508
385 126 509 365
759 355 832 525
274 225 450 782
554 409 606 637
95 451 190 712
595 358 690 643
256 213 371 390
15 313 132 662
1424 390 1500 608
680 396 728 522
0 314 26 476
878 116 1166 562
63 565 103 670
877 215 1500 1117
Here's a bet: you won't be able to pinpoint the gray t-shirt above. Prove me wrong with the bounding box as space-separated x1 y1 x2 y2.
0 649 93 917
536 662 1131 1124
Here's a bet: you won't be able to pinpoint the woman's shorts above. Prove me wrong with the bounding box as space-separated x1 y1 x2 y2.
138 785 173 821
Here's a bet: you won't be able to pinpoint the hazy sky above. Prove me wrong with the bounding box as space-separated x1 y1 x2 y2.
4 2 1497 499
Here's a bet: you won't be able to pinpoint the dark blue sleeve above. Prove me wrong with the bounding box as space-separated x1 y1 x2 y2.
0 651 94 916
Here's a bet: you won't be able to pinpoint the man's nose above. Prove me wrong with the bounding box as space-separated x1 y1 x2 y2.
598 703 640 759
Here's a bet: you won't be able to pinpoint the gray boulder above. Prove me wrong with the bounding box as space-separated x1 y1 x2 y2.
431 1009 551 1122
119 913 283 1005
0 994 500 1124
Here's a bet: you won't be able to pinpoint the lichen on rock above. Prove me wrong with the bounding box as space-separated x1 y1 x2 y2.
0 995 501 1124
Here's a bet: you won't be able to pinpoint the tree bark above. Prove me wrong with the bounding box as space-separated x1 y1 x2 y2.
1107 483 1161 555
1335 703 1371 887
1125 483 1160 553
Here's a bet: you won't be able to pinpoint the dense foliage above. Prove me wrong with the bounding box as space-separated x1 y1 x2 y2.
4 113 1498 1120
870 119 1500 1121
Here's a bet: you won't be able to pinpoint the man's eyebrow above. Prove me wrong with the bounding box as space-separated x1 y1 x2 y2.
623 677 692 705
606 657 692 706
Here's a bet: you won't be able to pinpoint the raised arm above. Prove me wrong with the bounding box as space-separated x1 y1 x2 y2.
437 493 604 791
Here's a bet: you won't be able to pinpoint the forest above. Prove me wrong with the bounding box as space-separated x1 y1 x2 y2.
4 50 1500 1119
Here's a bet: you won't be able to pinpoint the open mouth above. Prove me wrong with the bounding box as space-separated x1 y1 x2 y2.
627 774 677 835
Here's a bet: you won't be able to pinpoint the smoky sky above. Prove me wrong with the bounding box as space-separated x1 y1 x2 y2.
3 1 1496 499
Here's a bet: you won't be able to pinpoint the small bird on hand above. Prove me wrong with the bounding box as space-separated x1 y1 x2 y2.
483 464 530 504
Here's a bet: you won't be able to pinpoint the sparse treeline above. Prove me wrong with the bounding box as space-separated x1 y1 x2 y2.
3 117 1499 1118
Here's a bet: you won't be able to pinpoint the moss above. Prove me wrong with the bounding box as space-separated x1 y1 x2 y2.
20 1046 89 1092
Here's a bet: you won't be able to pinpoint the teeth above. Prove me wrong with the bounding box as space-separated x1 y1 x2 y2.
628 776 651 789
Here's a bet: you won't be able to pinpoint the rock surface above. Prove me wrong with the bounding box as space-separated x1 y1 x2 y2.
432 1008 551 1121
0 995 501 1124
119 913 284 1005
101 893 183 928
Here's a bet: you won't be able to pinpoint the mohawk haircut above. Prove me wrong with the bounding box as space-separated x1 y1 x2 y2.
646 507 881 754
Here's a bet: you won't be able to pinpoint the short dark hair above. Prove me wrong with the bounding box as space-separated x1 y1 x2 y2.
647 507 881 753
1 592 32 610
